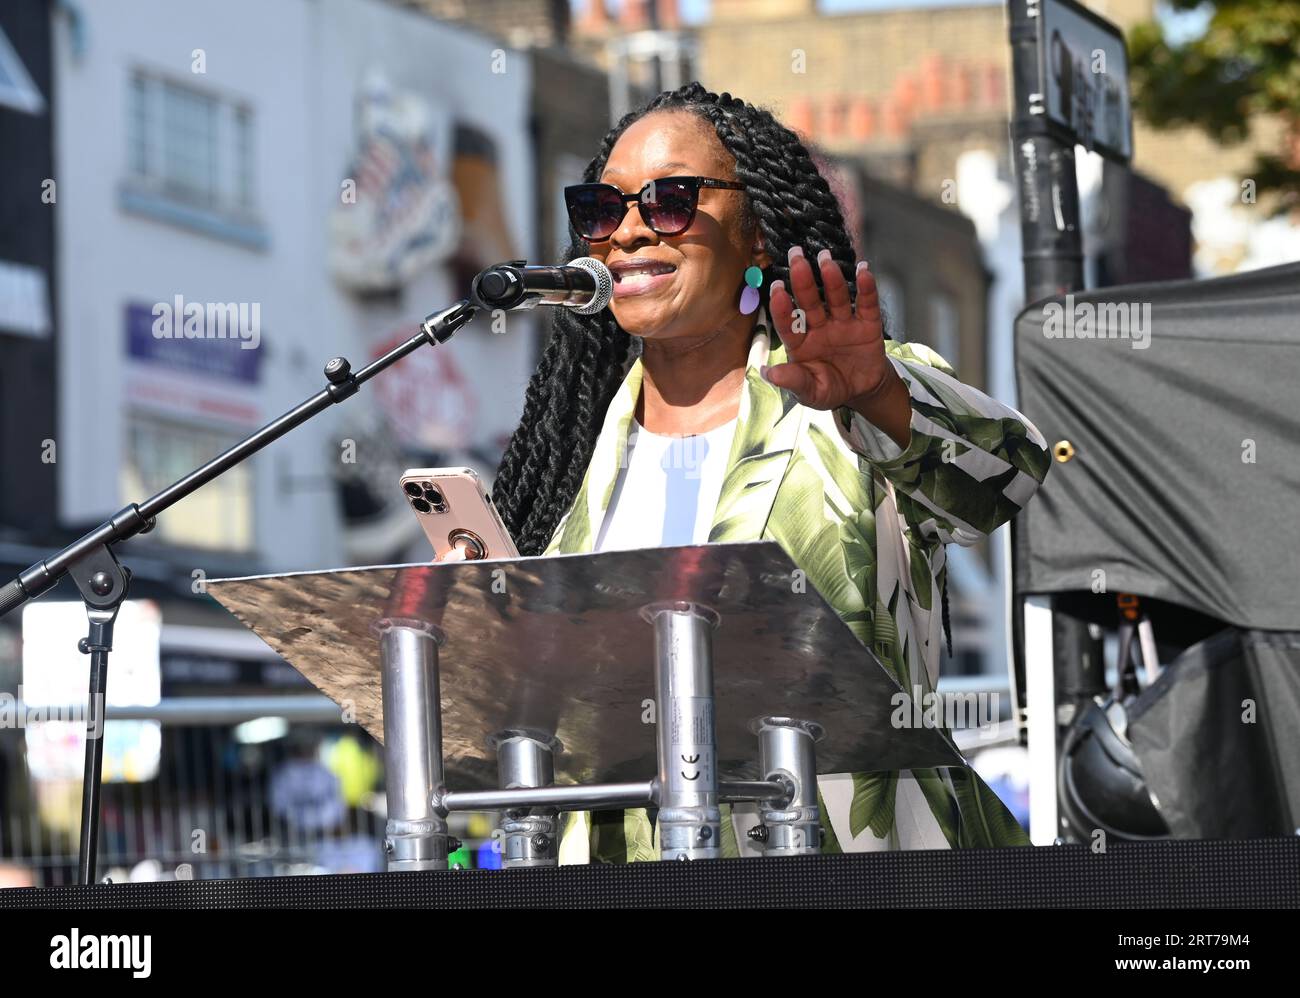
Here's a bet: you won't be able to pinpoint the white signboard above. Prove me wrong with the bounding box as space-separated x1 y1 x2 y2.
21 600 163 783
1038 0 1133 162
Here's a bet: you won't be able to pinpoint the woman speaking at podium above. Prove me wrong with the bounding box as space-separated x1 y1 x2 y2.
491 82 1051 860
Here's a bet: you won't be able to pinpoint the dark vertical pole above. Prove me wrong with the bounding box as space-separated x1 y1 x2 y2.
1008 0 1085 305
1007 1 1102 840
78 647 109 883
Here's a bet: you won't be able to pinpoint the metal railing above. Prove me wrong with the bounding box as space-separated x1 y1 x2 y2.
0 674 1018 886
0 695 390 887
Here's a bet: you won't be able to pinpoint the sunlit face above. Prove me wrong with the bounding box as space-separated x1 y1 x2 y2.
589 111 767 342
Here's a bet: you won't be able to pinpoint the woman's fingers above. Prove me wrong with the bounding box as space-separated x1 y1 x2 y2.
762 360 815 399
768 279 805 349
854 261 881 328
763 360 840 408
818 249 853 321
786 245 827 331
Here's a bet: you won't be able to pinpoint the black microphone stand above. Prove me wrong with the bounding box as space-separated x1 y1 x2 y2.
0 298 479 885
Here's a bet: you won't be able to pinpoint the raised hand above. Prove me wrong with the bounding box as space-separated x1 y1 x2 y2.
763 245 912 447
763 245 893 409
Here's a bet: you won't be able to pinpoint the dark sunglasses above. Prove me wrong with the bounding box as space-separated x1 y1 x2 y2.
564 175 746 242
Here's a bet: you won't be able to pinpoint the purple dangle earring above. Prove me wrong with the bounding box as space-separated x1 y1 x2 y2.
740 265 763 315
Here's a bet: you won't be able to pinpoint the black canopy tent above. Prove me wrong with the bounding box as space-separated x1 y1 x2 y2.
1012 260 1300 839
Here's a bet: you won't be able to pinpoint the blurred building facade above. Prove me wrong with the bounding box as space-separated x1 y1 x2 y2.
47 0 539 581
0 0 594 883
530 47 624 264
570 0 694 120
686 1 1199 380
698 0 1285 247
402 0 573 49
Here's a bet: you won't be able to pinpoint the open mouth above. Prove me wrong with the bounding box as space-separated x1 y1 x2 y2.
612 263 677 283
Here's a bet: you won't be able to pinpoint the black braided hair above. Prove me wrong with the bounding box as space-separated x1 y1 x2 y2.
493 81 879 556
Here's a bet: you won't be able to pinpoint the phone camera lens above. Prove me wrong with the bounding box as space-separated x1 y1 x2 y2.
404 481 424 498
411 497 431 513
424 485 447 512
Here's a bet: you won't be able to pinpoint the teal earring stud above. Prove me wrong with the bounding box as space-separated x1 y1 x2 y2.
740 265 764 315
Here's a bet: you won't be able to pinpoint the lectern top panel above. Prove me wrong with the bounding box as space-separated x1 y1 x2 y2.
206 542 962 788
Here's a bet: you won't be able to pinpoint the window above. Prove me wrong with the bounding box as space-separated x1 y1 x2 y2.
128 74 150 175
161 83 218 204
126 71 255 216
930 291 960 368
234 106 254 208
121 414 254 552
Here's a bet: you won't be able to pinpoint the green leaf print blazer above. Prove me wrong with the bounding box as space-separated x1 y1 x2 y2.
542 321 1052 861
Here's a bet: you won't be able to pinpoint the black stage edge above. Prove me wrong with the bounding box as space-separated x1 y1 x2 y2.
2 838 1297 908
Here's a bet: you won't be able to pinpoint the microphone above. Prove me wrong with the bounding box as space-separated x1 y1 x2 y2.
471 258 613 314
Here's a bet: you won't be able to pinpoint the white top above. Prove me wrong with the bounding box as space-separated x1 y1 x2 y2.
594 415 739 552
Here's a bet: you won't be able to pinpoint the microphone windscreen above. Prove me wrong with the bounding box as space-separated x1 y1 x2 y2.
568 257 613 314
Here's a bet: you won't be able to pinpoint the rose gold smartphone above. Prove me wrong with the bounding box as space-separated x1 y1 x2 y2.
400 467 519 562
